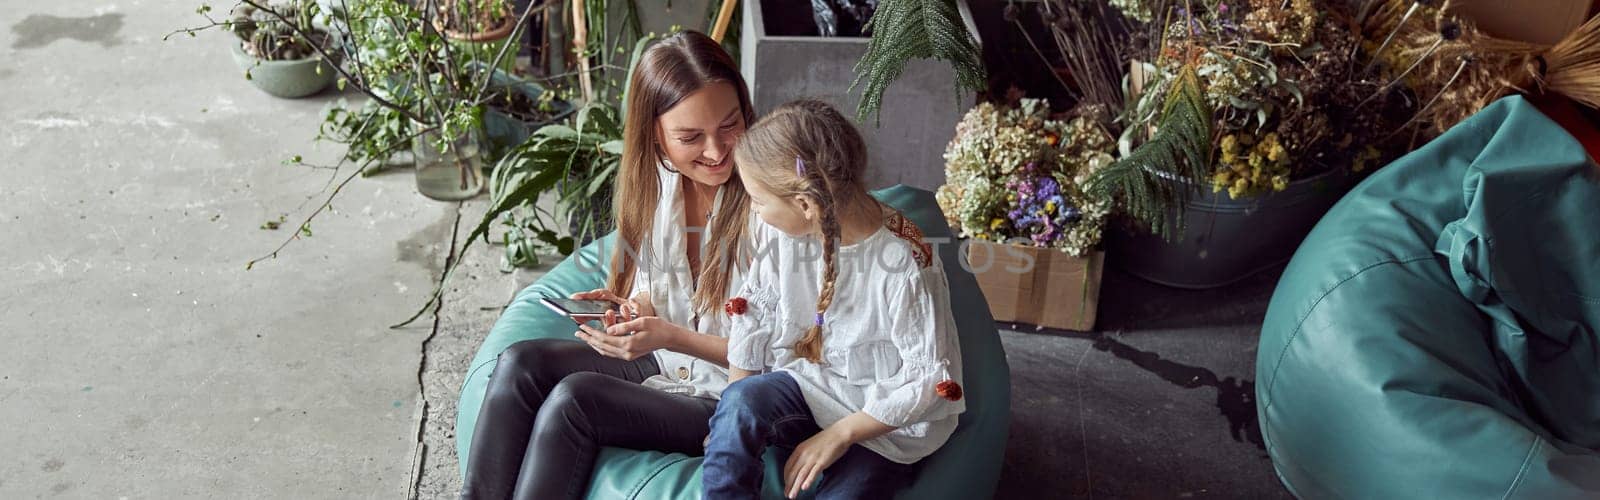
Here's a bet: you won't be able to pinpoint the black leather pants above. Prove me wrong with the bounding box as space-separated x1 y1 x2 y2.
460 339 719 500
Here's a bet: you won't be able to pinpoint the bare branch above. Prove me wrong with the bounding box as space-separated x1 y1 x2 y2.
246 124 439 271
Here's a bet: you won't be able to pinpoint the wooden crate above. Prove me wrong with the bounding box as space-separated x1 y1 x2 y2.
1453 0 1595 44
965 240 1104 331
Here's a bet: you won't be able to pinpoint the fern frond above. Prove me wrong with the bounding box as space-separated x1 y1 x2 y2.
1088 66 1212 240
850 0 985 124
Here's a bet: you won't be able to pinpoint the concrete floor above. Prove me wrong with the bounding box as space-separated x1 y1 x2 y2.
996 265 1293 499
0 3 526 498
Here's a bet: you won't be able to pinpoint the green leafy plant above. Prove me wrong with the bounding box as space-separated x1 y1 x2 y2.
489 32 653 268
851 0 985 123
1086 65 1212 240
571 0 645 104
492 102 624 266
313 0 521 166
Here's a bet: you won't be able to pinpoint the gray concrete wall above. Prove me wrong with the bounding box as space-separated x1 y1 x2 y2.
740 0 979 193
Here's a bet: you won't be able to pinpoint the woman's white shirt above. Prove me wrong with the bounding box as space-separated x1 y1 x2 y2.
631 163 754 399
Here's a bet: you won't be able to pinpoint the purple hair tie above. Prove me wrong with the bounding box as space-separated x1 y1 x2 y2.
795 156 807 177
814 312 825 326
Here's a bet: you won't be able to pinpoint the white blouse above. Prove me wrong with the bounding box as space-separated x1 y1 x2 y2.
629 163 758 399
726 212 966 464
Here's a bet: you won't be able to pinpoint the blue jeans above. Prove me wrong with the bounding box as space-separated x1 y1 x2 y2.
702 372 913 499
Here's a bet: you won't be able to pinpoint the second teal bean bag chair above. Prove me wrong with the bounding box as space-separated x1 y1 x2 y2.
457 185 1010 499
1256 96 1600 498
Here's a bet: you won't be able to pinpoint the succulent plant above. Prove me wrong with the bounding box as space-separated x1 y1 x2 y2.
230 1 328 61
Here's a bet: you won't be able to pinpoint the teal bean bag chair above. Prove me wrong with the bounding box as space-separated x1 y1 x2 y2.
457 185 1010 499
1256 95 1600 499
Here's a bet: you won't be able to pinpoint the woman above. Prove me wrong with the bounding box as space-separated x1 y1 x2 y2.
460 31 757 500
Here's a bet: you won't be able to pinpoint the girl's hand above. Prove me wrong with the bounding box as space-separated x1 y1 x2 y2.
783 426 852 499
781 413 895 497
576 316 682 361
623 292 656 319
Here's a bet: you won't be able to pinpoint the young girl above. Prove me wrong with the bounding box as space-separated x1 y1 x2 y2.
701 100 965 500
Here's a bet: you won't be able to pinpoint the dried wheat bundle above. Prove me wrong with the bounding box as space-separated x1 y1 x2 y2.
1364 0 1600 134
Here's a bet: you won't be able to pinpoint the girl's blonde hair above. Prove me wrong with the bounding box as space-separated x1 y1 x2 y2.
610 31 756 315
732 99 872 364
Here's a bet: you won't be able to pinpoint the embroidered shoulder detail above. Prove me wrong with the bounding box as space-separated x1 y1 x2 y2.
741 286 779 317
883 211 934 269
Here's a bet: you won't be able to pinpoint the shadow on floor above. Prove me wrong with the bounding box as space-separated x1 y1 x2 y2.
1090 331 1264 450
993 264 1289 499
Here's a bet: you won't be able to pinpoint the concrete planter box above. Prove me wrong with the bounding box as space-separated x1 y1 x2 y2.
740 0 980 192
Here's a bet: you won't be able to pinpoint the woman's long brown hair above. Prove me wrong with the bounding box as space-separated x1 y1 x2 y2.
731 100 872 363
608 31 756 316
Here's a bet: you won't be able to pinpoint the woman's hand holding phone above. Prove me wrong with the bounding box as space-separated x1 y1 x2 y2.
576 316 672 361
571 289 671 361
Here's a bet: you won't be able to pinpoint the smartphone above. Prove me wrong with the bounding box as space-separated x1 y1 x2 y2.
540 296 616 320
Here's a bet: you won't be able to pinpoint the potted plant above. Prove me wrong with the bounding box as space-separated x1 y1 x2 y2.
436 0 514 38
937 98 1115 331
226 1 339 98
1078 0 1408 288
484 101 622 268
435 0 516 72
473 61 577 160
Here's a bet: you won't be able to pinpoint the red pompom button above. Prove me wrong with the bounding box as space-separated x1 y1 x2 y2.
936 380 963 401
724 297 749 316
